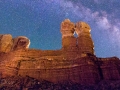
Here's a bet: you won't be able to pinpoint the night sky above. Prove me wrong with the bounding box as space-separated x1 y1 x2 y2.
0 0 120 58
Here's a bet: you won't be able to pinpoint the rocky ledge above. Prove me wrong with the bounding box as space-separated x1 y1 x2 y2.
0 76 120 90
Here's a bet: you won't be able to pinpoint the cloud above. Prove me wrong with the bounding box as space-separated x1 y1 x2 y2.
92 11 120 44
95 15 109 27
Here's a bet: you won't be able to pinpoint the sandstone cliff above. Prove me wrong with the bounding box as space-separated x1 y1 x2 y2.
0 19 120 87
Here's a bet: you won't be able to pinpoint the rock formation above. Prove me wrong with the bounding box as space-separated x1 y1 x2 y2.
75 22 94 55
61 19 77 58
0 35 30 77
0 34 13 53
0 35 30 52
11 36 30 51
0 19 120 86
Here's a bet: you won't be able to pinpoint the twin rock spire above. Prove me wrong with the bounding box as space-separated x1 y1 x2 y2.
61 19 94 57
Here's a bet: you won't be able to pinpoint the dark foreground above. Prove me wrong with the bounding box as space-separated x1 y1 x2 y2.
0 76 120 90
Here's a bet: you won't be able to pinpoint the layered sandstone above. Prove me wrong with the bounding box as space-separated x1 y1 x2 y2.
0 34 13 53
75 22 94 55
0 19 120 86
12 36 30 51
61 19 77 59
0 35 30 53
0 35 30 77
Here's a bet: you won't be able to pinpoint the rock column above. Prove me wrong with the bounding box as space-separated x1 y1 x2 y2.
75 22 94 56
61 19 77 59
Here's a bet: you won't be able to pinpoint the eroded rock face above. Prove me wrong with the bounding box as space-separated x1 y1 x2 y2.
0 35 30 78
61 19 77 58
0 19 120 86
61 19 75 38
75 22 94 55
61 20 95 58
0 34 13 53
0 35 30 53
12 36 30 51
75 22 91 36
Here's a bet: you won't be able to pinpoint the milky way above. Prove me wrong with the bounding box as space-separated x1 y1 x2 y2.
0 0 120 58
